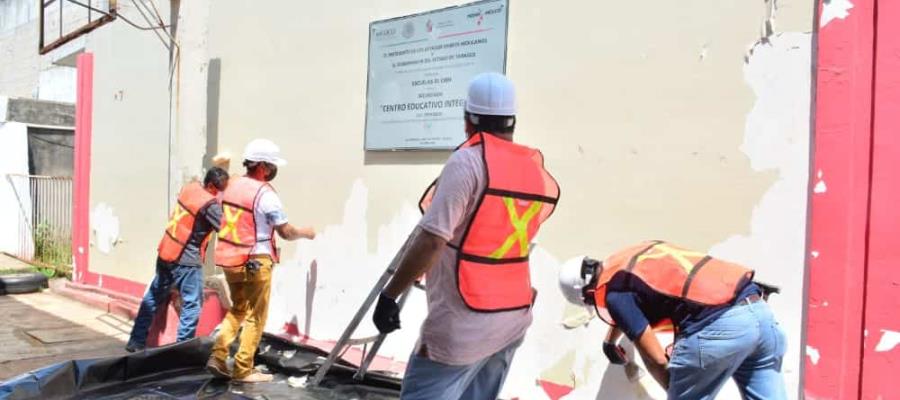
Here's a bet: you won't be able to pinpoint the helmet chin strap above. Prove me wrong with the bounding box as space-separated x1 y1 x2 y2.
581 258 602 306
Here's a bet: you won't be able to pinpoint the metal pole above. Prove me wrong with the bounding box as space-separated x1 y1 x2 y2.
353 287 412 381
310 234 415 386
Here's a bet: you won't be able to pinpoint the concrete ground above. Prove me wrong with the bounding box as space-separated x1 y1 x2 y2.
0 290 133 380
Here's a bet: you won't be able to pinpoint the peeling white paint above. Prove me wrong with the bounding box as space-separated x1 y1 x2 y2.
875 330 900 352
709 32 811 399
811 250 820 258
91 203 121 254
813 180 827 193
807 346 821 365
820 0 854 28
266 180 671 399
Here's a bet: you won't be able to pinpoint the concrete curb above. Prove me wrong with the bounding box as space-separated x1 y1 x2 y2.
49 279 139 320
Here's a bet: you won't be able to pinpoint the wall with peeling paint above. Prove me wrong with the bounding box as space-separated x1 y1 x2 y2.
80 2 174 285
201 1 815 398
52 0 817 398
806 0 900 398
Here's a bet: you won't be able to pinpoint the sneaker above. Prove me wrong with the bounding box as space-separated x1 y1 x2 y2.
233 372 273 384
206 357 231 380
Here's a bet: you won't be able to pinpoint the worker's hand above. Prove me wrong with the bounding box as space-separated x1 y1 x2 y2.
603 341 628 365
373 292 401 334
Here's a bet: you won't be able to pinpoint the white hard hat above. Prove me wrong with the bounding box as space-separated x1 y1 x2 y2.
243 139 286 166
559 256 591 306
465 72 516 116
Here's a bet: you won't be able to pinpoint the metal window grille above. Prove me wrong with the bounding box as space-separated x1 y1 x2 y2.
5 174 73 266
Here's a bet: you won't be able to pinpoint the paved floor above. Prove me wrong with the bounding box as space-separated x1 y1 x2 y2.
0 290 132 380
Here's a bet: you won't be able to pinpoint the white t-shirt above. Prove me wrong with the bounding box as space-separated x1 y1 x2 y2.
251 187 288 256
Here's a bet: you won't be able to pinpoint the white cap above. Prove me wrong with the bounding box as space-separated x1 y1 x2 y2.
243 139 287 166
465 72 516 116
559 256 590 306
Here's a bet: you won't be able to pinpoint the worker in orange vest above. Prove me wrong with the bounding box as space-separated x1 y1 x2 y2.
126 167 229 352
372 72 560 399
206 139 316 384
558 241 788 399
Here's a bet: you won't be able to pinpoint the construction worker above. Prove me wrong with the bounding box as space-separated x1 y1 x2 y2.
206 139 316 383
558 241 787 399
126 167 230 352
372 72 560 399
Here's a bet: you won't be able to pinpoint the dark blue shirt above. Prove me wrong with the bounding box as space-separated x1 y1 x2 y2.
605 271 760 340
174 203 223 267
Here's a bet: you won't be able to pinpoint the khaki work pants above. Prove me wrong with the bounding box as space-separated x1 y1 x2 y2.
210 255 273 379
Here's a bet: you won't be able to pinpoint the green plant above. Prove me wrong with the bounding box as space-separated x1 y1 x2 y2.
32 223 72 269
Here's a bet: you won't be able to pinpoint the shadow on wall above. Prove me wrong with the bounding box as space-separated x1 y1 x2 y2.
363 150 451 166
594 343 662 399
305 259 317 337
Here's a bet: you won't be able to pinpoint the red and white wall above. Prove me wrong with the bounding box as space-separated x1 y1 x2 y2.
60 0 900 398
804 0 900 399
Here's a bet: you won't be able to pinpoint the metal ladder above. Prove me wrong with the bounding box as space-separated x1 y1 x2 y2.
310 236 419 386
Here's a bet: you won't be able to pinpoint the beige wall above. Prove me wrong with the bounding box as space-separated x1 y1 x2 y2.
84 1 172 284
77 0 814 398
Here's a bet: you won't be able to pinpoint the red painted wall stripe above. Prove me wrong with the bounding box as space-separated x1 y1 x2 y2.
805 0 877 398
73 53 147 299
860 0 900 398
73 53 93 283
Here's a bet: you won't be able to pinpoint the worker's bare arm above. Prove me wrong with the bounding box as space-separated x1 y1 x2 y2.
634 327 670 389
274 223 316 241
383 228 446 299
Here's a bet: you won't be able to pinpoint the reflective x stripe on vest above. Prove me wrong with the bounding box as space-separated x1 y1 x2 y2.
214 176 278 268
634 243 708 274
594 241 754 310
489 197 543 259
157 182 217 263
167 204 190 236
419 133 560 312
219 205 244 243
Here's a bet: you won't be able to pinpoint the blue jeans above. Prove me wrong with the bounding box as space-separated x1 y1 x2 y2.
399 337 523 400
668 300 787 400
127 258 203 349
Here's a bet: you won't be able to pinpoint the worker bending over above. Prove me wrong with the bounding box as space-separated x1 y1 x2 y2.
373 72 560 400
558 240 787 399
206 139 315 383
126 167 229 352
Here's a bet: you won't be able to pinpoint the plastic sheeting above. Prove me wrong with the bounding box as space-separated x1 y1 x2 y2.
0 335 400 400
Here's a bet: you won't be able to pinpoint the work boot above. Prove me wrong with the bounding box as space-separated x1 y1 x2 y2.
206 357 231 380
233 371 273 384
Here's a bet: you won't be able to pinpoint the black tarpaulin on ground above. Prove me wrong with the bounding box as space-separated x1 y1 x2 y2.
0 335 401 400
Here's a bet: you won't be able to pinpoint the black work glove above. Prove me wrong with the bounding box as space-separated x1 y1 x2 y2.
603 341 628 365
373 292 401 334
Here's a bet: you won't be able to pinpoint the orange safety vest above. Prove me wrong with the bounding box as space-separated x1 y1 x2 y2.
215 176 278 268
157 182 218 263
588 240 754 325
420 133 560 312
